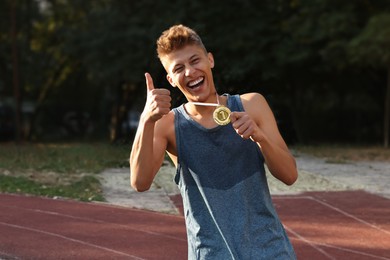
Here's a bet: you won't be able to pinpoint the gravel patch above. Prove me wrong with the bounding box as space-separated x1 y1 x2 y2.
100 153 390 213
293 153 390 199
99 162 180 214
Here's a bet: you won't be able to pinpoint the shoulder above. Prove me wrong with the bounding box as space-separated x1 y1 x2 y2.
155 110 176 151
155 110 175 135
238 92 273 123
239 92 268 109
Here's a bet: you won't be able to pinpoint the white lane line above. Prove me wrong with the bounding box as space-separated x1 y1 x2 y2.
275 196 390 259
0 194 184 219
273 196 390 235
0 222 145 260
0 204 186 242
309 197 390 236
286 225 390 260
317 242 390 260
284 225 336 260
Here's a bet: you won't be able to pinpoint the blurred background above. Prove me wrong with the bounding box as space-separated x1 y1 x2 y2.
1 0 390 147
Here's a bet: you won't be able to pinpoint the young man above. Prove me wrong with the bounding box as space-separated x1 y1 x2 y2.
130 24 298 259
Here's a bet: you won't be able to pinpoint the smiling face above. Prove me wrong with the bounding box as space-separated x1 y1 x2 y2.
162 44 216 102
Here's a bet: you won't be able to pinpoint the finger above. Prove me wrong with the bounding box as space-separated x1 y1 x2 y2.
145 72 155 92
235 120 252 136
153 88 171 96
240 124 255 139
230 112 240 123
230 112 246 127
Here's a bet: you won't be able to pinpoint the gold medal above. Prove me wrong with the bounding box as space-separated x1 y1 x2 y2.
213 105 231 125
189 93 231 125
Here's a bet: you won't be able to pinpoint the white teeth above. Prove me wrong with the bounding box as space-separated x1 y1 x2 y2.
188 77 203 87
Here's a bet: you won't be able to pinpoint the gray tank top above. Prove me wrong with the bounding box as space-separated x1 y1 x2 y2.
173 94 296 260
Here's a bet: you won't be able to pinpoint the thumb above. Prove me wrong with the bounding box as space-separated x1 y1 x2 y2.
230 112 239 123
145 72 155 92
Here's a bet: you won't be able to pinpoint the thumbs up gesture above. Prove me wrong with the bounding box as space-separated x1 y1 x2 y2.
143 73 172 122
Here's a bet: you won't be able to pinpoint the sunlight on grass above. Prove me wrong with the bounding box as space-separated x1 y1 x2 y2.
292 144 390 162
0 142 130 173
0 142 130 201
0 175 104 202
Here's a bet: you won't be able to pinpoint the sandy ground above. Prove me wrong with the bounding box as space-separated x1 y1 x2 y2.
100 152 390 214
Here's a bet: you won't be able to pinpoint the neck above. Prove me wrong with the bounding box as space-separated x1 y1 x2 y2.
185 92 220 117
189 92 219 106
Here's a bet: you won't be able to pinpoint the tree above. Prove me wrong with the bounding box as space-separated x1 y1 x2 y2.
1 0 389 144
256 0 388 144
10 0 21 142
349 14 390 147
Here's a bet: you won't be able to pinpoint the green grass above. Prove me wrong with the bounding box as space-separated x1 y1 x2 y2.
2 142 387 201
0 142 130 173
0 175 104 202
292 144 390 162
0 142 130 201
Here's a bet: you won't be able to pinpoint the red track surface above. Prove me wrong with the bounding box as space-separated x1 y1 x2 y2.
0 191 389 259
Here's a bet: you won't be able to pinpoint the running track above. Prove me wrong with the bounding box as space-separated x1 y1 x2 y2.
0 191 389 259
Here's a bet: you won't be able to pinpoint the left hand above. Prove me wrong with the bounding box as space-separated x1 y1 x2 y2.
230 111 264 143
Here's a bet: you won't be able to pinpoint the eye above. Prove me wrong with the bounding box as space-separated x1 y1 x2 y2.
173 66 184 73
191 58 200 64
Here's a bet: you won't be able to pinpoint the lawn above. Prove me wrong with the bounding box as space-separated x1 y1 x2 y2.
0 142 130 202
0 142 388 202
292 144 390 162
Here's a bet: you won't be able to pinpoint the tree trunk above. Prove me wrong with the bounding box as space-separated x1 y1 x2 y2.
109 82 133 143
26 60 68 140
10 0 22 143
384 65 390 148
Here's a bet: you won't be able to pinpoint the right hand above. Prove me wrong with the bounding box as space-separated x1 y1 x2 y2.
143 72 171 122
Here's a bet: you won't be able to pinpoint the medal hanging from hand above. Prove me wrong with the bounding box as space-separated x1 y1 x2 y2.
189 93 231 126
213 105 231 125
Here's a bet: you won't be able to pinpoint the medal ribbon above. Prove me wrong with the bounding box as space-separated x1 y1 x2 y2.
188 93 220 107
188 93 231 125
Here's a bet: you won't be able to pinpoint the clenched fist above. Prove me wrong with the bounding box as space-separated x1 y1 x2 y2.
230 111 264 143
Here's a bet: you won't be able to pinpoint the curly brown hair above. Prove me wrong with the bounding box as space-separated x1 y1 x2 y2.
156 24 206 59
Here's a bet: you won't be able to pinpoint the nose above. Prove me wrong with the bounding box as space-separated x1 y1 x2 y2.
185 65 195 77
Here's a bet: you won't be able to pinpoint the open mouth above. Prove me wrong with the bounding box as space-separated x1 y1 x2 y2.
187 77 204 89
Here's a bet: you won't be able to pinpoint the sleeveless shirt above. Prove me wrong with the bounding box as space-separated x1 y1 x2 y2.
173 94 296 260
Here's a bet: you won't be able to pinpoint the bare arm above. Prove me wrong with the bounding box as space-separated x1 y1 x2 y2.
230 93 298 185
129 73 172 192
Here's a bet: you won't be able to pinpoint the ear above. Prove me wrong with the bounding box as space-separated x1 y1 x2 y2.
208 52 215 69
166 74 176 87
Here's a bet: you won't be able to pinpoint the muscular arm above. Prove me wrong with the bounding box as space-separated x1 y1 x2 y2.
129 117 168 191
230 93 298 185
129 73 172 192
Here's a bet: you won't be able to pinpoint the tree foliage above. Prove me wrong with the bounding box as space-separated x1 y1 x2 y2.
349 13 390 147
1 0 389 145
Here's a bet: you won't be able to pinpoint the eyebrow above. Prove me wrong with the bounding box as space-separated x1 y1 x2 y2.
171 63 183 73
171 54 199 72
189 54 199 61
